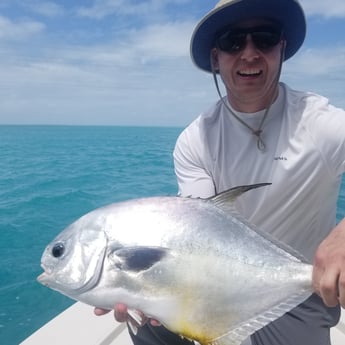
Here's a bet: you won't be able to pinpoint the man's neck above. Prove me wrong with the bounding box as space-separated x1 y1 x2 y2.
227 85 280 113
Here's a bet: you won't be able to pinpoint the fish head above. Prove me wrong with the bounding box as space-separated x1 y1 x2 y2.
37 215 108 297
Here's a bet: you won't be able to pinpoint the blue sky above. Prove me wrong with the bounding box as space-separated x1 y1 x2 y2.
0 0 344 126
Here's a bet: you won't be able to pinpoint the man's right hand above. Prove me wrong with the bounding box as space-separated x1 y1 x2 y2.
94 303 161 333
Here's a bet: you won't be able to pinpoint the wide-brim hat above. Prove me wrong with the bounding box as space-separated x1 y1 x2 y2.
191 0 306 72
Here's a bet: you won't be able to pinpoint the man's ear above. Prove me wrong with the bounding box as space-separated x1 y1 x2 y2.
211 48 219 71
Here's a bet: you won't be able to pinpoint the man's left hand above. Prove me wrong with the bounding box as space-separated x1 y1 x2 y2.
313 218 345 308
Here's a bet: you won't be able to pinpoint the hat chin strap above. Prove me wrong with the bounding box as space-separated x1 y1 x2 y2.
210 44 286 152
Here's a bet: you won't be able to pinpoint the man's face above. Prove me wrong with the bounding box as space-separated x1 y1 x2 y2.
212 19 285 111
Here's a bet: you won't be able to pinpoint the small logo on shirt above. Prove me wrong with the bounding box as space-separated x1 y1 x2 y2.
274 156 288 161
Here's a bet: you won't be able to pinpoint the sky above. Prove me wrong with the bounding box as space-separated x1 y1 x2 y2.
0 0 344 127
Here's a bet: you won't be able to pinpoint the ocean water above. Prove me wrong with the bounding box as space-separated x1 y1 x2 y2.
0 125 182 345
1 125 345 345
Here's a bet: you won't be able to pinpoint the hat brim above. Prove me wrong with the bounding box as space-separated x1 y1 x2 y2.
191 0 306 72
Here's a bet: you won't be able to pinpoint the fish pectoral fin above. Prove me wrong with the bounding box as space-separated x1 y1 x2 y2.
109 246 169 272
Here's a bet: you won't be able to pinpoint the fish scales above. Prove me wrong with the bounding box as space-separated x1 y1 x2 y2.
38 184 313 345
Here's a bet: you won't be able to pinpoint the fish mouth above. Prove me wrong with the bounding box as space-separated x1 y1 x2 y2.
37 264 52 286
37 272 49 285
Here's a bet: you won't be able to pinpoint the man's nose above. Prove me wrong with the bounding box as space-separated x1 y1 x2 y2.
240 36 260 62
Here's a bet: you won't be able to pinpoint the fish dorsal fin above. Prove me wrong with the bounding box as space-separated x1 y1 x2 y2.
207 290 312 345
209 182 309 263
209 183 271 212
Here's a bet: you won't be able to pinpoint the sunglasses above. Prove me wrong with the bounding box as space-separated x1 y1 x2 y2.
215 25 283 54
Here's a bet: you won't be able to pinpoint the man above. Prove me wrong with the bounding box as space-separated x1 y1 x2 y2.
96 0 345 344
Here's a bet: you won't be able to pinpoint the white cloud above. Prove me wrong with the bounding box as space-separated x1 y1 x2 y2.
0 15 45 40
283 46 345 108
44 20 194 69
77 0 158 19
284 46 345 80
301 0 345 18
26 1 65 17
0 55 210 126
0 1 344 126
0 19 213 126
125 21 193 60
77 0 345 20
76 0 191 19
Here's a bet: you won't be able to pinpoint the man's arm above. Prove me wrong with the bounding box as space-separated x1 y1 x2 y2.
173 128 215 198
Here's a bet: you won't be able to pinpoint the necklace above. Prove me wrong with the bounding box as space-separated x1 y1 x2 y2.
211 70 271 152
220 98 270 151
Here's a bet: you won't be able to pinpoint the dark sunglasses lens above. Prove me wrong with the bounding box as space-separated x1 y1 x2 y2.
216 28 282 53
216 32 247 53
252 31 281 50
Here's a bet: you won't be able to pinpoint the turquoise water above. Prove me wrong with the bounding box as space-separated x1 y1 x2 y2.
0 125 182 345
1 125 345 345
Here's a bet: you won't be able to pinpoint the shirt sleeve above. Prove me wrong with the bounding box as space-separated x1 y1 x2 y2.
309 102 345 177
173 124 215 199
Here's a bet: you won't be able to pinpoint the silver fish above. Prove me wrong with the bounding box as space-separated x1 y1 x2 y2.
38 183 312 345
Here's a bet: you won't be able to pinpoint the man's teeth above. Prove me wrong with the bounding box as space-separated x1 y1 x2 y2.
238 69 262 76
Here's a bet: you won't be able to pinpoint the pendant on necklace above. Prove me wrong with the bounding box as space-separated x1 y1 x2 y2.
252 130 266 152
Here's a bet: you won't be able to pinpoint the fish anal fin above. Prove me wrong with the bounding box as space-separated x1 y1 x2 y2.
207 337 243 345
208 290 312 345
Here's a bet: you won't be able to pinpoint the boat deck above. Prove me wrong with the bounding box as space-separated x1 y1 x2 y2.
21 302 345 345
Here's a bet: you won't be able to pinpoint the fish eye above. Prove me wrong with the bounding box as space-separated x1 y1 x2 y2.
52 243 65 258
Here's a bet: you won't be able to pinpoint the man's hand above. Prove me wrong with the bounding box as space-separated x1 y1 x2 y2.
313 219 345 308
94 303 161 334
